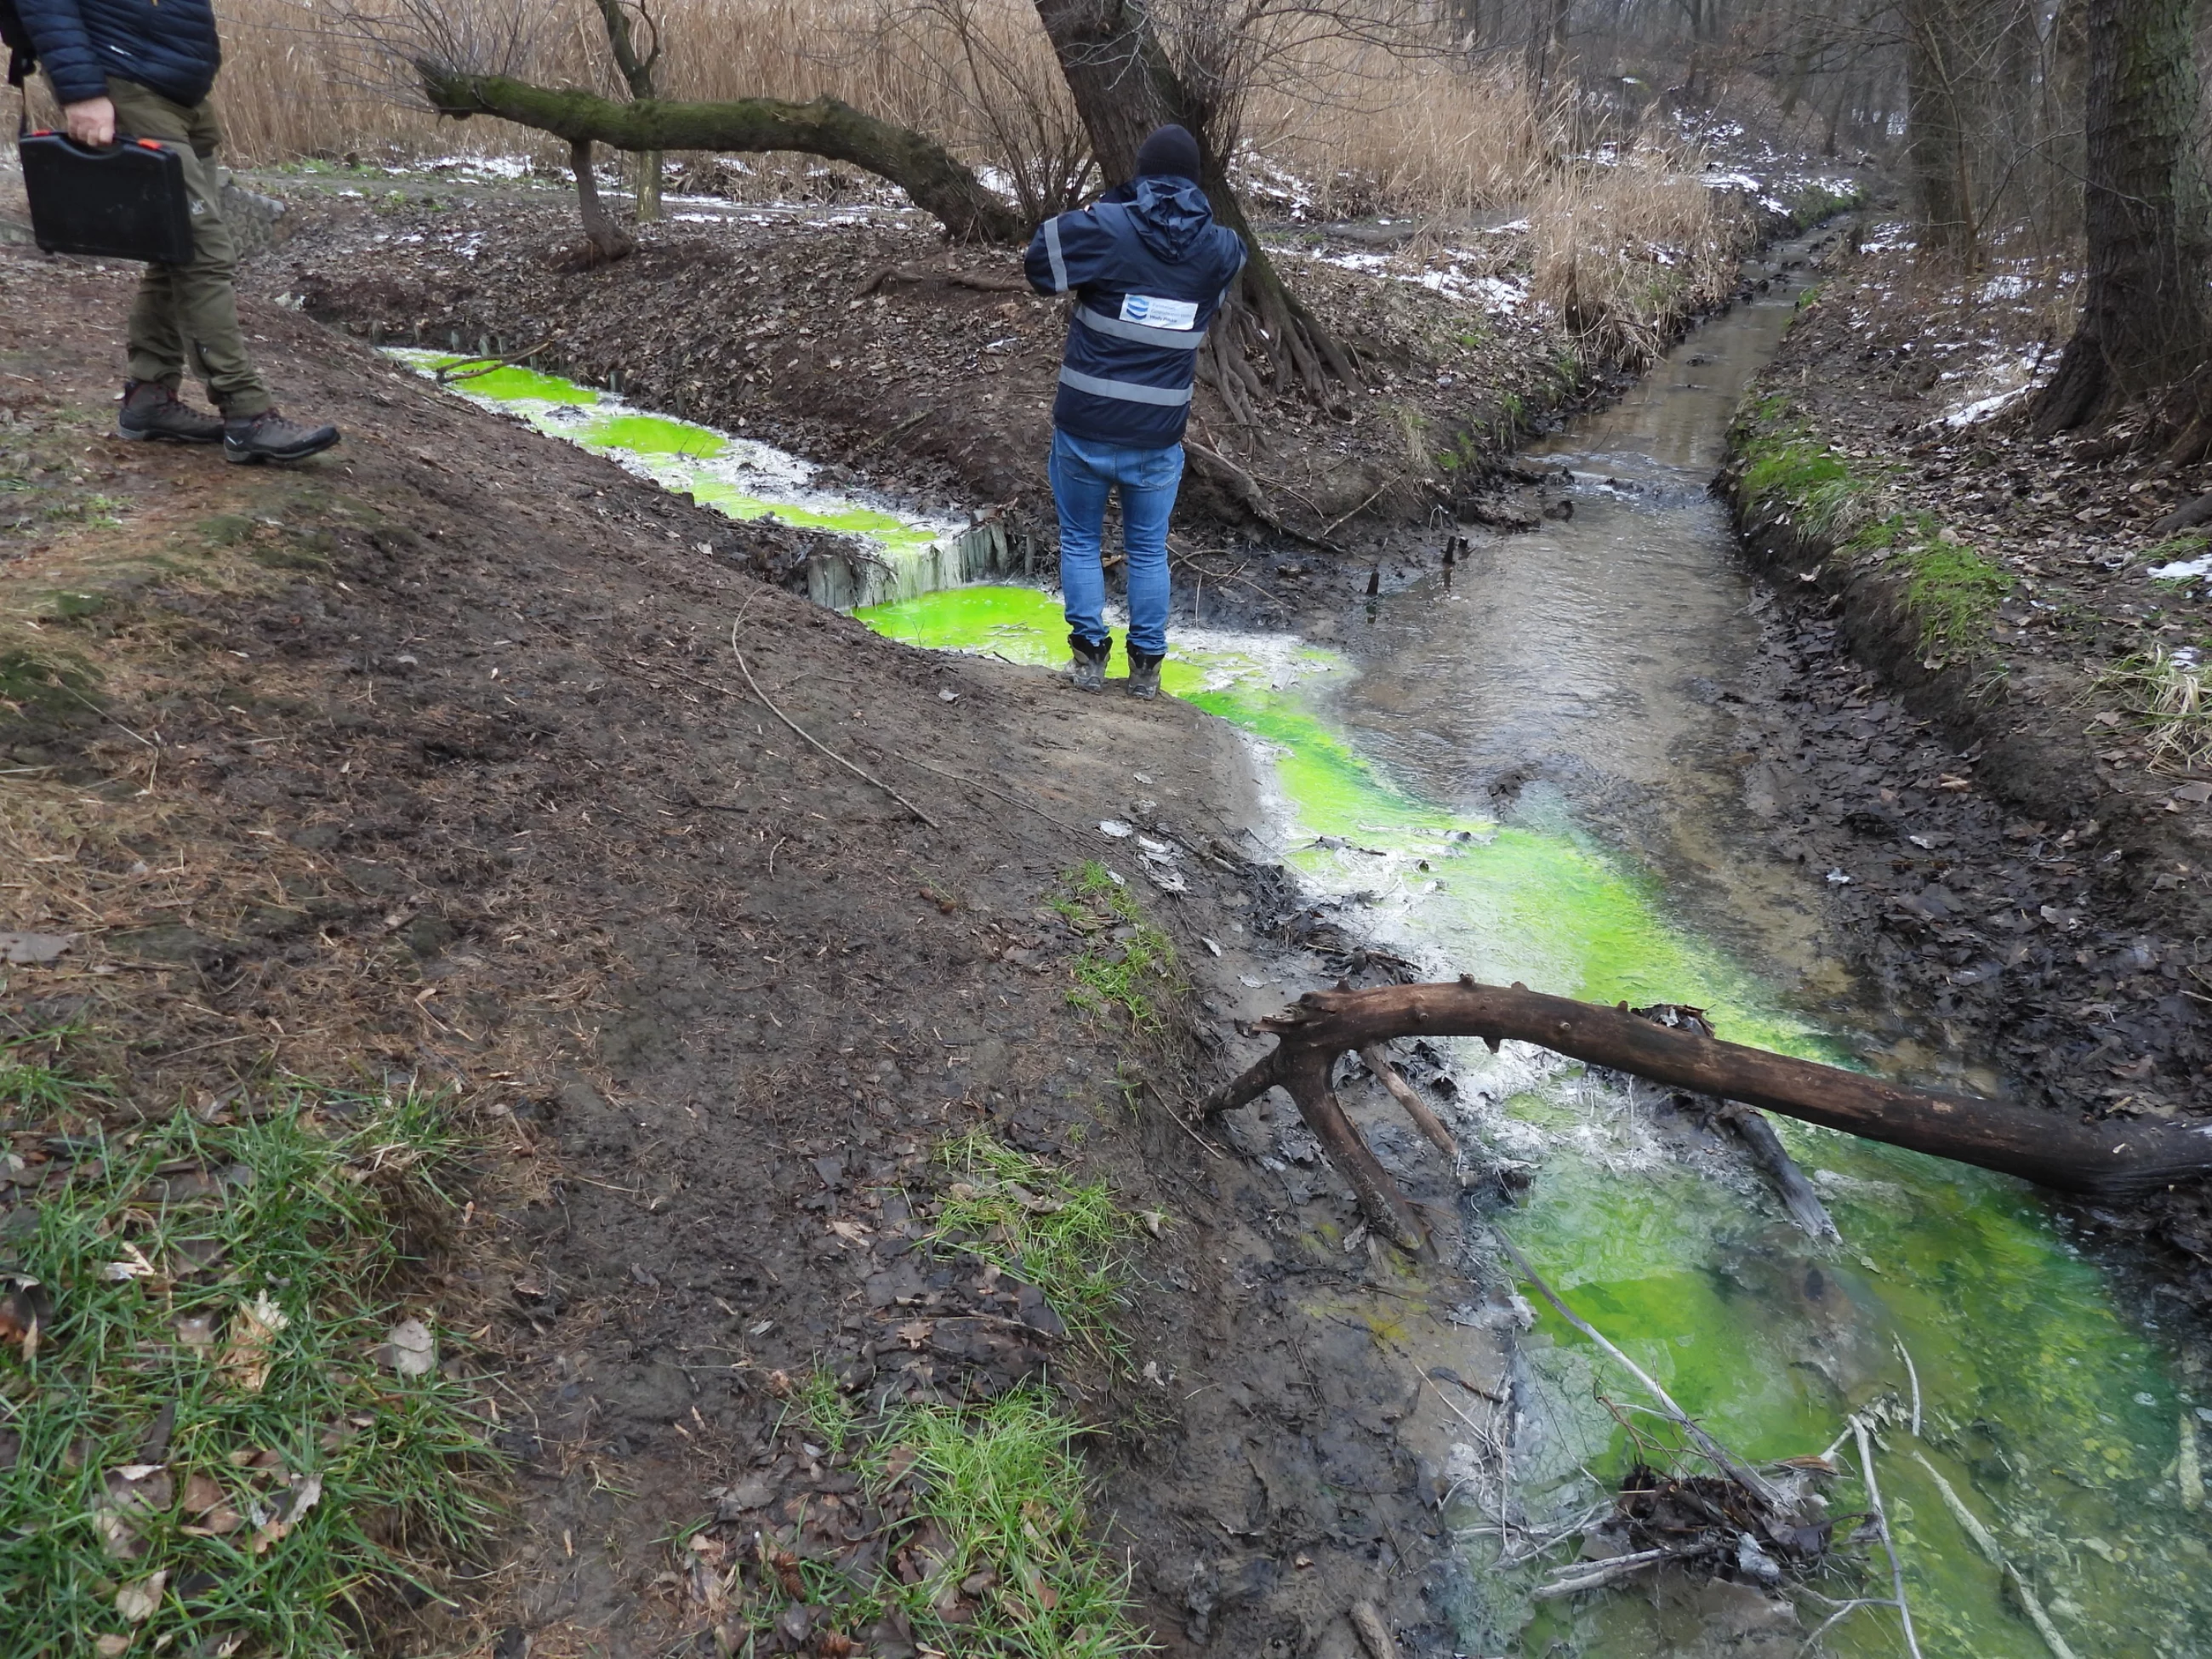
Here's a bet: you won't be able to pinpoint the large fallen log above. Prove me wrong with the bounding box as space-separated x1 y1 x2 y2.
1199 978 2212 1248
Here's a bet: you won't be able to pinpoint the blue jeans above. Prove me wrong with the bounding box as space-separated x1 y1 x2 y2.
1049 428 1183 659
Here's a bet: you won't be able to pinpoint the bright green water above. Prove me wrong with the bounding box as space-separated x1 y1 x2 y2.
387 351 947 554
857 582 2212 1658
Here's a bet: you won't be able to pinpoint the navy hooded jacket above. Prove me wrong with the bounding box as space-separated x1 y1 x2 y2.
1024 176 1246 449
18 0 223 110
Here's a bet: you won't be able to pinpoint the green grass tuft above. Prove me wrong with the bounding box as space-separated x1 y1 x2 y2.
1050 864 1178 1032
1901 539 2012 663
928 1132 1135 1348
863 1387 1149 1657
0 1046 499 1659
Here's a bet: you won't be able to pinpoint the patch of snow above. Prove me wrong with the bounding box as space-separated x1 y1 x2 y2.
2151 552 2212 581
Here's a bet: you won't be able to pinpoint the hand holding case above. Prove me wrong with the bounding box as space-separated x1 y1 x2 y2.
19 132 195 264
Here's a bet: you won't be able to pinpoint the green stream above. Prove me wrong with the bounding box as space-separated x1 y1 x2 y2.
857 583 2212 1658
386 350 950 553
404 343 2211 1655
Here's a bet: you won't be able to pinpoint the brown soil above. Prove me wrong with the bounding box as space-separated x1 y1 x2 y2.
0 248 1519 1658
1719 223 2212 1304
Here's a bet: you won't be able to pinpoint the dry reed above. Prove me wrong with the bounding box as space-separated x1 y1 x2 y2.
207 0 1559 217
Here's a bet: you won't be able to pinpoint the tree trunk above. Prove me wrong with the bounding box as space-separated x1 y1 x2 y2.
1200 980 2212 1248
593 0 663 224
567 137 634 263
1902 0 1972 262
2032 0 2209 434
419 70 1024 243
1029 0 1356 417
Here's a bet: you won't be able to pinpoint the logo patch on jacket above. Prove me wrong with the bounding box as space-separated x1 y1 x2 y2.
1120 294 1199 331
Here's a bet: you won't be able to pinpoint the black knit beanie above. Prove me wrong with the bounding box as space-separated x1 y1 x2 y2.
1133 123 1202 182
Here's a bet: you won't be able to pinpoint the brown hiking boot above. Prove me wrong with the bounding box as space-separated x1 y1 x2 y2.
225 408 341 465
117 380 222 445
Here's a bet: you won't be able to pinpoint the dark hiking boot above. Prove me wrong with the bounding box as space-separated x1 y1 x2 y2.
225 409 341 465
1126 652 1164 700
1066 638 1109 693
117 380 222 445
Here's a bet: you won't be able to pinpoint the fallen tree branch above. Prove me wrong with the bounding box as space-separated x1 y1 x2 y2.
858 263 1030 295
418 70 1023 242
1907 1451 2078 1659
1714 1101 1839 1240
1531 1544 1684 1600
1200 979 2212 1200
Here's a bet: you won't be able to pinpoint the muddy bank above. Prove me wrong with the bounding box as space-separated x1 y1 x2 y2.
1719 235 2212 1307
0 248 1534 1656
238 158 1856 567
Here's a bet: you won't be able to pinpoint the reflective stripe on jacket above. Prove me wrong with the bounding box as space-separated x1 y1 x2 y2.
1024 176 1247 448
18 0 222 109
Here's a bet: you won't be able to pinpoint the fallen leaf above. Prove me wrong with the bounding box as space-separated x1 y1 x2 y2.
115 1571 167 1623
100 1243 159 1282
219 1292 288 1392
94 1636 130 1657
107 1466 173 1513
174 1314 216 1355
0 1286 39 1359
827 1219 871 1246
380 1316 436 1378
183 1472 243 1536
0 930 74 965
249 1470 324 1556
893 1320 934 1349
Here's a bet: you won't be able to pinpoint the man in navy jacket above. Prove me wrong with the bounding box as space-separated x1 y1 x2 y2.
19 0 340 462
1024 124 1245 698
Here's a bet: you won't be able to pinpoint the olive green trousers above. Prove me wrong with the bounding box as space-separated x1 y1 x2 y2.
102 76 272 416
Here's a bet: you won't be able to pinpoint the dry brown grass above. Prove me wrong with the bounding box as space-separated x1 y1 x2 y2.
204 0 1559 216
1528 161 1747 369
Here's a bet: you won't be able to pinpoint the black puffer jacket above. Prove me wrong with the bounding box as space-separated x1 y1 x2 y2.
18 0 222 109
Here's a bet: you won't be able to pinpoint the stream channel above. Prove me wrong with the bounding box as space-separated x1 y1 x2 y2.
397 228 2210 1656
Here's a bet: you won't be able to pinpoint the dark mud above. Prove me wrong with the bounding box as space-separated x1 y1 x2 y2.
1719 235 2212 1313
0 248 1523 1657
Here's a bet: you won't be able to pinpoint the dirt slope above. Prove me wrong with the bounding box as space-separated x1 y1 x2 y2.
2 250 1508 1658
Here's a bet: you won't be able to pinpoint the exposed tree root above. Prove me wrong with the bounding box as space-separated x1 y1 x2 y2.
1199 978 2212 1251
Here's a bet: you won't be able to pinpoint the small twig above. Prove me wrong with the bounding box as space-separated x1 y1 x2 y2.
1895 1335 1923 1436
1531 1545 1682 1599
1852 1418 1924 1659
437 339 553 383
1492 1227 1787 1511
728 624 938 829
1139 1078 1224 1161
870 743 1075 832
1907 1451 2078 1659
1358 1042 1459 1159
1794 1594 1902 1653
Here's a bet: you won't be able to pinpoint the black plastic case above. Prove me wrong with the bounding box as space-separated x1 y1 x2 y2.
19 132 195 264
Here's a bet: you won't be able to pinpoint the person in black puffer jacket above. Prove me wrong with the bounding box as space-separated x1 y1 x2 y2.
17 0 341 462
1024 124 1246 699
